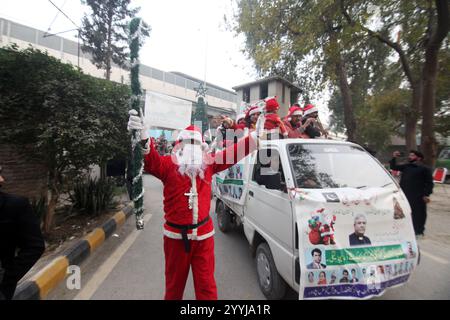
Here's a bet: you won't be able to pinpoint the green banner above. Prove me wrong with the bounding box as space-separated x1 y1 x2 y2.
325 245 405 266
216 177 244 186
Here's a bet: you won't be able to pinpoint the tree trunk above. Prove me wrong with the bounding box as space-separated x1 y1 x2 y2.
335 54 357 143
405 84 421 151
420 0 449 167
44 185 59 235
100 162 107 180
420 52 439 167
106 9 113 80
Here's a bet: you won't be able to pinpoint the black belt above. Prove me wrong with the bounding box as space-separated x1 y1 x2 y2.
166 216 210 253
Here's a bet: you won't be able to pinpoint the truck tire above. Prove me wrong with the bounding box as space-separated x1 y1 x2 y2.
256 242 286 300
216 200 232 233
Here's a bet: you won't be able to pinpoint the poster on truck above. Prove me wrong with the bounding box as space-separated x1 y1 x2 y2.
295 187 419 299
215 160 248 206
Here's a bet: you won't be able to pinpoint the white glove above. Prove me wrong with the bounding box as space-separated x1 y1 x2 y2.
128 109 149 141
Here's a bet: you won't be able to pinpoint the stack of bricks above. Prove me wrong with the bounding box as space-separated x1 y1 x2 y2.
0 144 48 200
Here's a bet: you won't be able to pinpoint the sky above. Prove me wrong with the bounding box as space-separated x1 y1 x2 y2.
0 0 257 91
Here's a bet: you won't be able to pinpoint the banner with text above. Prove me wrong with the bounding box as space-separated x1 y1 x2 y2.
144 91 192 130
295 187 418 299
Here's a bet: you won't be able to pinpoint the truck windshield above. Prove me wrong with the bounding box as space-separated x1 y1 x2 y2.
287 143 394 189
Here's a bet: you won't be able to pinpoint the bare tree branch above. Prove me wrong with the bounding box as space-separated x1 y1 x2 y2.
339 0 416 87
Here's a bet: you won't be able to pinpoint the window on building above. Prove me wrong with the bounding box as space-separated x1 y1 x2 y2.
243 88 250 103
291 91 299 106
260 82 268 100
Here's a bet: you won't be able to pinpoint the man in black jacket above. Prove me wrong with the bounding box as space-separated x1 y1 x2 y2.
0 166 45 300
390 151 434 237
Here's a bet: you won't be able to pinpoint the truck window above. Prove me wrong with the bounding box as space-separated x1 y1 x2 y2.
252 149 286 191
287 143 393 189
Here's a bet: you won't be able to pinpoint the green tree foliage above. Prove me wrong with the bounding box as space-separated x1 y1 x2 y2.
435 48 450 138
0 45 130 232
192 96 210 135
80 0 142 80
232 0 391 142
341 0 449 165
233 0 449 163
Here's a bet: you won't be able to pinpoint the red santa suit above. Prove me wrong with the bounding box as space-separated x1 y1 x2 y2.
143 125 257 300
263 97 288 138
283 106 309 138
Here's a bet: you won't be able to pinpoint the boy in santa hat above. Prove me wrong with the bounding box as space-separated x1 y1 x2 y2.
262 96 288 139
128 111 258 300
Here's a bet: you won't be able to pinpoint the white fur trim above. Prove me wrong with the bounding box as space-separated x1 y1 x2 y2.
236 113 245 121
191 177 198 237
264 96 277 102
141 140 150 155
291 110 303 116
303 106 318 116
177 129 203 143
249 107 262 116
163 229 215 240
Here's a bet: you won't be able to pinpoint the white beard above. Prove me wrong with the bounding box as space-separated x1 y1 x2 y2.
176 144 206 179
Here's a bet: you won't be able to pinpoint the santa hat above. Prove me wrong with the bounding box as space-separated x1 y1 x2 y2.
285 106 303 121
303 104 318 117
236 113 246 123
247 106 261 116
264 96 279 112
177 125 208 150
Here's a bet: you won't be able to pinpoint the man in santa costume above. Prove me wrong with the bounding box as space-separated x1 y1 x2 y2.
128 110 258 300
283 105 309 138
301 104 328 138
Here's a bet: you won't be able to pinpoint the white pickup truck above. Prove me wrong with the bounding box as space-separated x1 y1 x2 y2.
213 138 419 300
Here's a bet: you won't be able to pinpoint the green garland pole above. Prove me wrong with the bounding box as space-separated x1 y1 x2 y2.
129 17 149 230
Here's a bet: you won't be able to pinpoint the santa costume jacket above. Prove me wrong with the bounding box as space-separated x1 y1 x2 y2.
143 134 257 241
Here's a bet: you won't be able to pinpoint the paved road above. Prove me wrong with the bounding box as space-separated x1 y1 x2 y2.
49 175 450 300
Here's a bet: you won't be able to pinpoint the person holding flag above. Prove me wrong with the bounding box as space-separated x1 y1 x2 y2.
127 114 259 300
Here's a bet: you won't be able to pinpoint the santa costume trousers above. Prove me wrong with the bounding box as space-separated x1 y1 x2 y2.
163 236 217 300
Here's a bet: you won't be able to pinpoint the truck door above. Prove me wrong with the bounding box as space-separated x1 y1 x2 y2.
246 148 294 283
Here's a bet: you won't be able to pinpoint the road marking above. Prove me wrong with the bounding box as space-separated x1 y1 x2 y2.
420 249 449 265
74 213 153 300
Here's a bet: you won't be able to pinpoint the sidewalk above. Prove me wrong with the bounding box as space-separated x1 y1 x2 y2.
427 182 450 244
13 202 134 300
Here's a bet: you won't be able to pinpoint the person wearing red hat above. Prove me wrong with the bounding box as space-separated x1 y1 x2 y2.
240 105 261 131
301 104 328 138
283 105 309 138
128 111 258 300
262 96 288 139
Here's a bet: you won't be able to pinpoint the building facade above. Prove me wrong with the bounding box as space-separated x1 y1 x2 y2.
0 17 237 125
233 76 302 116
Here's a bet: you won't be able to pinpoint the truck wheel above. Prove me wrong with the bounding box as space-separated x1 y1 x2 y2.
216 200 232 233
256 243 286 300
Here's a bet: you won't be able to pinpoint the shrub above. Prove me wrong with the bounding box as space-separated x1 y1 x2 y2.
30 195 47 226
69 177 115 216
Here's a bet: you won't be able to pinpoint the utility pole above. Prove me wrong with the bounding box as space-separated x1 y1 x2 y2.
43 28 81 68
